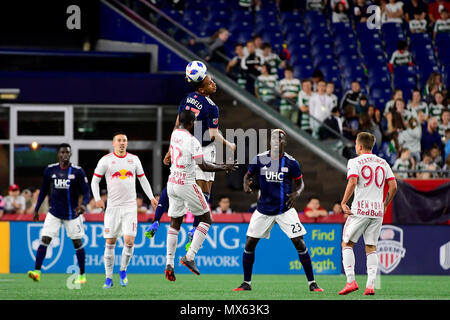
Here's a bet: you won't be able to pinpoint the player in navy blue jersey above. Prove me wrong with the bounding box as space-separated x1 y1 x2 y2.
27 143 91 284
233 129 323 292
155 74 236 249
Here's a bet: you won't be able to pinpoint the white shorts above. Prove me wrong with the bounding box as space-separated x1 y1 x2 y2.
342 215 383 246
195 143 216 182
104 206 138 239
41 212 85 240
167 182 209 218
246 208 307 239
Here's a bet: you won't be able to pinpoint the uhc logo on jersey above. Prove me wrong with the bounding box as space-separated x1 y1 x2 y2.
54 179 70 189
265 171 284 183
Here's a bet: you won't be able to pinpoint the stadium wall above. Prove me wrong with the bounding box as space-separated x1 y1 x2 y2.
4 221 450 275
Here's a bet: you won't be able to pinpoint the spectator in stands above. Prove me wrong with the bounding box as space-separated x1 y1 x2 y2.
428 0 450 24
306 0 328 11
319 106 344 140
408 89 429 123
244 35 264 57
87 197 103 213
332 1 350 23
424 72 446 98
340 80 363 113
404 0 428 23
279 65 301 124
388 40 413 73
304 196 328 218
27 188 48 214
425 84 440 105
353 0 371 24
255 63 279 108
3 184 26 214
409 8 428 33
189 28 230 69
433 8 450 39
239 0 254 11
359 113 383 152
421 117 443 152
0 195 4 218
342 104 360 141
384 88 404 116
226 43 246 89
393 148 414 178
416 150 440 178
137 193 149 214
386 100 407 135
430 145 444 167
298 78 314 134
442 152 450 177
261 42 284 79
399 117 422 163
311 69 324 92
429 91 447 119
21 188 33 214
213 196 234 214
241 39 264 95
329 201 349 218
326 82 338 109
355 95 369 115
367 105 385 147
309 79 334 136
100 189 108 207
439 109 450 141
383 0 404 24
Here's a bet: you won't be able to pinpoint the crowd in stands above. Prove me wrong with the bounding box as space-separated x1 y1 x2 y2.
172 0 450 177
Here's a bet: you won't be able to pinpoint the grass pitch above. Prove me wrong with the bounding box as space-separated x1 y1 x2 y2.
0 273 449 300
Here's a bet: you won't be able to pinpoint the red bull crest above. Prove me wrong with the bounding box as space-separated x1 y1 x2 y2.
111 169 134 180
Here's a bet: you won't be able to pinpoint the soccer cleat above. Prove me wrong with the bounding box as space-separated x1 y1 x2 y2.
339 280 359 295
27 270 41 282
363 286 375 295
309 282 324 292
185 227 196 252
74 274 87 285
233 282 252 291
180 255 200 275
145 221 159 239
103 278 113 289
165 265 176 282
119 270 128 287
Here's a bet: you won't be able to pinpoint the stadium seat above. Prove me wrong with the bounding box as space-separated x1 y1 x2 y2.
311 43 333 57
293 64 314 79
310 32 333 46
393 65 417 78
281 21 305 35
330 22 353 35
290 53 311 66
313 54 336 68
230 9 252 22
229 20 253 34
280 11 303 25
286 32 309 46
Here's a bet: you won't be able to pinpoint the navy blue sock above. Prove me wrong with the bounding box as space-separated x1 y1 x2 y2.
154 187 168 222
298 248 314 282
76 248 86 275
243 250 255 282
35 244 48 270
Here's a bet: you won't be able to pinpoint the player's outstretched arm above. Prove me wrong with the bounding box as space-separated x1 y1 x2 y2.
243 171 254 193
341 177 358 215
208 128 236 153
196 157 238 173
384 179 397 212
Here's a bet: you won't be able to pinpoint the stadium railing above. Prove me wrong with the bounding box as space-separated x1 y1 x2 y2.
105 0 349 173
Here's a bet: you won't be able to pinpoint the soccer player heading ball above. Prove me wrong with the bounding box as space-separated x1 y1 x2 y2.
339 132 397 296
234 129 323 292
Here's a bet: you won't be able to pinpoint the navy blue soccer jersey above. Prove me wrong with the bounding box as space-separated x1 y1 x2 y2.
178 92 219 147
35 163 91 220
248 151 303 216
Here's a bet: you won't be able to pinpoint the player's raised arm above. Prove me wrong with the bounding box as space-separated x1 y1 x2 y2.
195 155 237 173
208 127 236 152
33 167 51 221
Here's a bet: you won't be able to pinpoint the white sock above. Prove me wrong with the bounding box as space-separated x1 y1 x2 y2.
342 247 355 283
166 227 179 267
120 245 134 272
366 251 378 288
186 222 210 261
104 244 115 279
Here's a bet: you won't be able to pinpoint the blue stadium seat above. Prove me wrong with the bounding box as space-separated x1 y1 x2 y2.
368 74 391 90
280 11 303 24
293 64 314 79
318 64 340 79
338 54 362 69
310 32 333 46
235 30 253 44
290 53 311 66
230 9 252 22
313 54 336 68
363 53 387 68
330 22 353 35
281 21 305 35
289 43 310 57
393 65 417 78
286 32 309 46
228 20 253 34
255 21 279 34
335 42 358 56
418 64 440 88
341 64 365 80
371 87 392 101
311 43 333 56
305 22 328 36
207 10 230 23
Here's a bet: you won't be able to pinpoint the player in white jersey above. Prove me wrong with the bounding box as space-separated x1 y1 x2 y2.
164 110 237 281
339 132 397 296
91 132 158 289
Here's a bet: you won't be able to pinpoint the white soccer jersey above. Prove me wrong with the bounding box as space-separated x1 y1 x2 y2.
93 152 145 208
347 153 395 218
168 128 204 185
